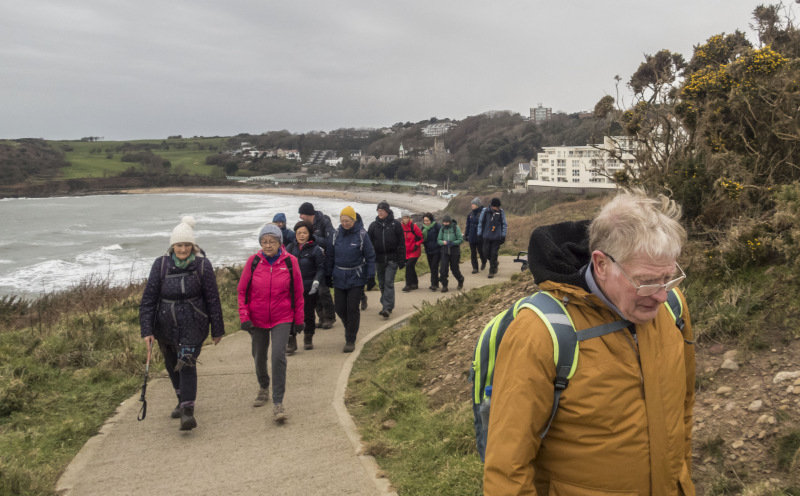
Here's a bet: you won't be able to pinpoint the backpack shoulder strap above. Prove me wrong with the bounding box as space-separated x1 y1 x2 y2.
664 288 693 344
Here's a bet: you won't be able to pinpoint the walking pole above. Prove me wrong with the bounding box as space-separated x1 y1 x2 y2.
137 341 152 421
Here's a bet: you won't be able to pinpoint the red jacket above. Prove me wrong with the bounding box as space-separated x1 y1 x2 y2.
402 221 424 259
237 249 304 329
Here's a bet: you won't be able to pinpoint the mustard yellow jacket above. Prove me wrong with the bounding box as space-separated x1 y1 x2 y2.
483 281 695 495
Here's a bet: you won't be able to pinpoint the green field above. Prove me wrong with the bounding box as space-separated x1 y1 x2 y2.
53 138 229 179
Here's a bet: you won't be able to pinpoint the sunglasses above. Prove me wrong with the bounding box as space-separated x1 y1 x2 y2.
603 252 686 297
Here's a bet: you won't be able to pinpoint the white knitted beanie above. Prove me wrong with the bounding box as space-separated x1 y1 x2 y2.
170 216 197 246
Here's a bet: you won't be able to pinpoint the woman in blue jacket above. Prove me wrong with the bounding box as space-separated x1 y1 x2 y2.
325 207 376 352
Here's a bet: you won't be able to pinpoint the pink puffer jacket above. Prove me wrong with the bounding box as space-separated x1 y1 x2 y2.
237 249 304 328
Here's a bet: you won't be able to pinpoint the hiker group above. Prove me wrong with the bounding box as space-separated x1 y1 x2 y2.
138 198 506 431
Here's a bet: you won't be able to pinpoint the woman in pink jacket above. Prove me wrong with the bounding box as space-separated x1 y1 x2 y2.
237 224 304 423
401 211 424 292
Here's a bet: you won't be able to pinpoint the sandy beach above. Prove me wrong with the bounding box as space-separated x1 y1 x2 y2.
119 186 448 214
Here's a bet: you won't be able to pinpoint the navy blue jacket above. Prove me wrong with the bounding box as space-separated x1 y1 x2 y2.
139 253 225 347
280 226 296 246
285 234 325 293
326 214 377 290
422 222 441 255
465 206 484 243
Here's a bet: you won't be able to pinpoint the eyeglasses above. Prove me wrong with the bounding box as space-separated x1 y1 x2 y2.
262 239 280 247
603 252 686 297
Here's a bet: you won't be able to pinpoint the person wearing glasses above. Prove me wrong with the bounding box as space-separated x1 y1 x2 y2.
484 190 696 495
237 224 304 423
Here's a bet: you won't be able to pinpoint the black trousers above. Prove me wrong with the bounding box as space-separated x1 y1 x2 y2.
425 251 441 288
302 292 319 335
469 241 486 270
315 281 336 324
159 341 202 407
334 286 364 344
405 257 419 287
439 245 463 287
483 239 503 274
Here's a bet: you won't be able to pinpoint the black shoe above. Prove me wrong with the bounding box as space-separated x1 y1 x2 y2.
179 406 197 431
304 334 313 350
402 285 411 292
321 321 334 329
481 261 487 270
171 404 181 419
457 277 464 290
409 285 418 290
379 309 390 318
343 342 355 353
429 285 438 292
488 273 495 279
287 335 298 354
361 294 368 310
441 286 448 293
472 269 479 274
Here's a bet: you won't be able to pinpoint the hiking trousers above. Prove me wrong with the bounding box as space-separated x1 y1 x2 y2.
334 286 364 344
440 245 463 288
425 251 441 288
314 281 336 325
483 239 502 274
302 292 319 336
376 260 398 312
249 323 291 404
159 340 203 407
405 257 419 287
469 240 486 270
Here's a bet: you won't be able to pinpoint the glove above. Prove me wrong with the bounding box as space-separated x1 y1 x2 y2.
366 277 376 291
500 237 506 245
326 276 334 288
309 280 320 295
293 323 305 335
241 321 253 331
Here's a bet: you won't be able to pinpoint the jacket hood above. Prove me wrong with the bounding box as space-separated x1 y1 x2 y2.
528 220 592 290
375 209 395 223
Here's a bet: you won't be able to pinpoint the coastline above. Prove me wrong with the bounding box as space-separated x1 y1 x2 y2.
118 185 449 214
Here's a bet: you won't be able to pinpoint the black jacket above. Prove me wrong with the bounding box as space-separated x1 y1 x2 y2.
312 211 335 253
367 211 406 263
285 234 326 292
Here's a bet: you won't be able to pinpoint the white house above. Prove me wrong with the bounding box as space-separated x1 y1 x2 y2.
527 136 638 193
421 122 455 137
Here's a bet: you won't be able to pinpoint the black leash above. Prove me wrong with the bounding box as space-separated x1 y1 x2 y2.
137 341 152 421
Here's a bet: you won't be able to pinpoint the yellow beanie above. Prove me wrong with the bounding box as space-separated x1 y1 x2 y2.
340 206 357 220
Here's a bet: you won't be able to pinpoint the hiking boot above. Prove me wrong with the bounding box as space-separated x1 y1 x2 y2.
321 320 334 329
457 277 464 290
171 404 181 419
273 403 287 423
441 286 448 293
179 406 197 431
361 294 368 310
488 272 495 279
253 388 270 407
379 309 390 318
287 335 298 355
343 342 355 353
472 269 479 274
304 334 313 350
402 285 411 292
481 261 487 270
429 285 438 292
409 284 418 291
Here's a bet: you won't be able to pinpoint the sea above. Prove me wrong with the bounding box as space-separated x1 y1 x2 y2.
0 193 381 298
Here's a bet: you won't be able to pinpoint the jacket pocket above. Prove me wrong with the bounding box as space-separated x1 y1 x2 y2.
549 478 637 496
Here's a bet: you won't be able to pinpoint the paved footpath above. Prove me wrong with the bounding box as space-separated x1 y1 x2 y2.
56 256 520 496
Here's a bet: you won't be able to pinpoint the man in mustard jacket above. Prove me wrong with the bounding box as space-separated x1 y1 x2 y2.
483 190 696 495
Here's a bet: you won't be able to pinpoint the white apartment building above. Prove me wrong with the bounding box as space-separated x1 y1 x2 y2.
527 136 638 193
421 122 455 137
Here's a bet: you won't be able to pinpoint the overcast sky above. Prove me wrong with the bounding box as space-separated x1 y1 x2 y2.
2 1 797 141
